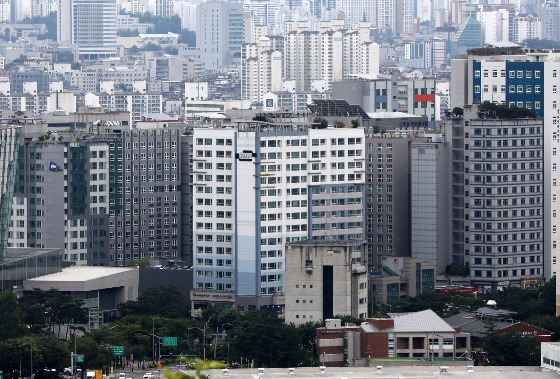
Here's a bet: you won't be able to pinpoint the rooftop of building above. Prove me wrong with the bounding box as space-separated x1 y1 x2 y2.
391 309 456 333
445 310 551 337
204 366 551 378
367 111 423 119
26 265 136 282
287 240 367 247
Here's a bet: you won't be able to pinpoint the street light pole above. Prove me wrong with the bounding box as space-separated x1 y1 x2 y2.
213 327 218 360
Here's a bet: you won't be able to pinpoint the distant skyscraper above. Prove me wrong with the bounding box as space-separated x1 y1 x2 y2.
155 0 173 18
541 1 559 42
57 0 118 60
338 0 376 28
195 1 244 69
451 17 482 58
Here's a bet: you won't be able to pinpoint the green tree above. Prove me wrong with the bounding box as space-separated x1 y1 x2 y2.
125 257 150 268
139 42 162 52
76 336 113 369
526 314 560 342
351 119 360 128
477 101 537 119
445 263 470 276
179 30 196 46
227 310 310 367
117 285 188 318
0 290 27 340
483 332 540 365
118 29 140 37
20 12 57 40
164 46 179 55
452 107 463 116
313 118 328 129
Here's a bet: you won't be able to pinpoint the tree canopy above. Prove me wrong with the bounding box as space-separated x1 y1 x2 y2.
477 101 537 119
117 285 189 318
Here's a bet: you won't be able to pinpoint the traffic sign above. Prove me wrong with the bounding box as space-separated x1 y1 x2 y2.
1 369 3 379
112 346 125 356
162 337 177 347
76 355 85 363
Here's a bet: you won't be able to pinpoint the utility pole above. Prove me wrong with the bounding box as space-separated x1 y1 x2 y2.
30 339 33 379
203 326 206 362
213 327 218 360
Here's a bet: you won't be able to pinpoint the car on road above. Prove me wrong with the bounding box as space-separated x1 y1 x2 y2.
143 373 154 379
118 374 126 379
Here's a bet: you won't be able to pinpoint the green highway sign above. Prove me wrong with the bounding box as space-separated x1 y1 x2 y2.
162 337 177 347
76 355 84 363
112 346 125 356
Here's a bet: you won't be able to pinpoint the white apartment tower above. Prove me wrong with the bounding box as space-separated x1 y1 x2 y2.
338 0 376 28
241 37 282 104
57 0 117 59
191 122 365 309
283 22 379 92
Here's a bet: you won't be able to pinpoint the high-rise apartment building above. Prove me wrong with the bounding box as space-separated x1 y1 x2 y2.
283 22 379 92
8 124 183 266
190 119 365 310
445 104 544 291
338 0 376 28
410 137 451 273
451 50 560 279
512 12 541 43
155 0 173 18
10 140 110 265
540 1 559 42
57 0 118 60
105 125 182 265
195 1 244 69
365 134 411 270
241 37 282 104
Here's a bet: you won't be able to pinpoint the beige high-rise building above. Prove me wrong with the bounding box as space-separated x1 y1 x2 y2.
241 37 282 104
284 240 368 325
283 21 380 92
